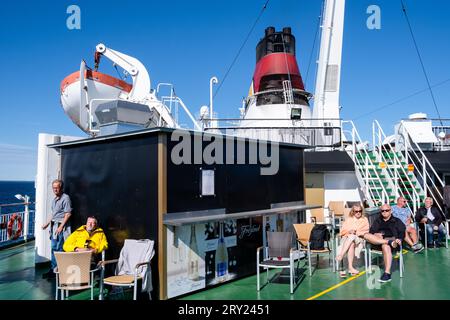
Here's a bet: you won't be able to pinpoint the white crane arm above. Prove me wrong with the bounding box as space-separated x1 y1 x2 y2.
95 43 151 101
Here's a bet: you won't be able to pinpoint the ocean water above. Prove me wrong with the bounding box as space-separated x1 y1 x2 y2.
0 181 35 214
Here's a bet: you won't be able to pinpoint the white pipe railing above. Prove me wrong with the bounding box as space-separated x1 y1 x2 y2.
398 121 445 211
373 120 423 214
0 202 35 244
343 120 390 206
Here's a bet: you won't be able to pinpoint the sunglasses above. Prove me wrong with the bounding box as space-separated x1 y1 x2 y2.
381 209 391 212
354 210 362 213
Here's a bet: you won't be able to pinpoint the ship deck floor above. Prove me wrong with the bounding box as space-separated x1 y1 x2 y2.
1 241 450 300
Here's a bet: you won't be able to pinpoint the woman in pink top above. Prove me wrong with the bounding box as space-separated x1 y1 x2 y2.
336 204 369 277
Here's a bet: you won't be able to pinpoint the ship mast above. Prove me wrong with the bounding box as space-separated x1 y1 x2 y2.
312 0 346 129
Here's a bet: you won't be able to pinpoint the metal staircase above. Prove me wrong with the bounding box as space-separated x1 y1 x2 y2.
396 121 446 213
344 121 392 208
372 120 425 213
343 120 428 213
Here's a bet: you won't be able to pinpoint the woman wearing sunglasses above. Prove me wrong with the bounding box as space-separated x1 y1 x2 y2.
336 204 369 277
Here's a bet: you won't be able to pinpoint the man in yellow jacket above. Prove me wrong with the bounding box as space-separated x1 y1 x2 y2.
63 216 108 254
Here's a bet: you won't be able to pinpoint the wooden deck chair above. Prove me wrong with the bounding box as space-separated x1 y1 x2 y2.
310 208 325 224
345 201 362 209
54 251 100 300
343 208 352 219
100 239 155 300
328 201 346 229
293 223 334 276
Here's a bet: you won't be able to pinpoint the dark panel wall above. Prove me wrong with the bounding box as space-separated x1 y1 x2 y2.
60 135 159 297
304 150 354 172
166 134 305 214
424 151 450 174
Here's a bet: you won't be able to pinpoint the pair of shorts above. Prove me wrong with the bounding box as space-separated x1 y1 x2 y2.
371 237 400 252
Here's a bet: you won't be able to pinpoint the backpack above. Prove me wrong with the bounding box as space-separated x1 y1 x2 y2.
309 224 330 250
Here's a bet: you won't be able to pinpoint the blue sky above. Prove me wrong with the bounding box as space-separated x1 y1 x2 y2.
1 0 450 181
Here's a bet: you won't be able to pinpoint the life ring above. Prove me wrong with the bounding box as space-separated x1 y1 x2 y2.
7 213 23 240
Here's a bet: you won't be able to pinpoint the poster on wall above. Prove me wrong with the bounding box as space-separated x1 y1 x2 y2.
166 217 264 298
166 224 206 298
204 220 237 286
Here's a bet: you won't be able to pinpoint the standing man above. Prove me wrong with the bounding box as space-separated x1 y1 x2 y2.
41 179 72 278
391 196 424 253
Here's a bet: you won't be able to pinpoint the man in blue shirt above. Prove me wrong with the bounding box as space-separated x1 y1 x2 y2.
392 196 423 253
41 179 73 278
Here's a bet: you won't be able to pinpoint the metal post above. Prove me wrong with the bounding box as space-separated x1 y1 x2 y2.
352 127 356 162
422 157 427 195
402 124 409 164
209 76 218 126
365 156 369 200
378 125 382 162
372 122 375 158
23 195 30 241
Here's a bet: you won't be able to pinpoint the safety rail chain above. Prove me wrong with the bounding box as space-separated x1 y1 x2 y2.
372 120 424 214
342 120 390 207
0 202 35 245
398 121 446 213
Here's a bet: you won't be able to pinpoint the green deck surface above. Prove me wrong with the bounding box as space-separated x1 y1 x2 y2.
1 241 450 300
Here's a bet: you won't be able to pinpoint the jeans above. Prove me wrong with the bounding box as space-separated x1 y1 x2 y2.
50 231 65 270
425 224 446 245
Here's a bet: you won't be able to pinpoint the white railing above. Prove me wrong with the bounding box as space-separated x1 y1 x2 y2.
372 120 423 214
205 118 343 147
342 120 390 206
398 121 445 212
0 202 35 245
158 95 202 131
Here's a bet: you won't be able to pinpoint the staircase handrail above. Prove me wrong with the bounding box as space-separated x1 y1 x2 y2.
343 120 391 205
373 120 422 213
398 120 445 211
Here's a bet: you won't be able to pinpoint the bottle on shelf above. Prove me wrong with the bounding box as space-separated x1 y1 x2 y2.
187 224 199 281
215 222 228 282
276 214 284 232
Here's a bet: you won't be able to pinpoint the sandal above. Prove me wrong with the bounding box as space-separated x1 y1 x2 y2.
339 271 347 278
348 270 360 276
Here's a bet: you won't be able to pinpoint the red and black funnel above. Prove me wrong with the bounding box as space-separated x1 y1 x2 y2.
251 27 308 105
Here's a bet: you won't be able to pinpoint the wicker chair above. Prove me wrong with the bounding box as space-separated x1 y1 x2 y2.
54 251 100 300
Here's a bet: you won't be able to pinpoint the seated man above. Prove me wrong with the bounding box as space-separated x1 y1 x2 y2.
415 197 447 248
63 216 108 259
364 204 406 283
392 196 424 253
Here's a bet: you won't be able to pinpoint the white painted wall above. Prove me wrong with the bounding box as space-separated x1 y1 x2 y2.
35 133 82 264
324 172 363 206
